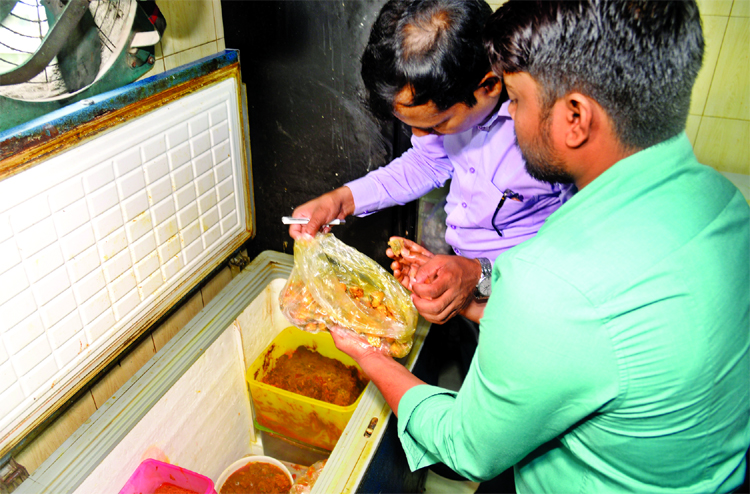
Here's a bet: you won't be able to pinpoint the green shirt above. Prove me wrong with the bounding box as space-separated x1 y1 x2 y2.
398 133 750 492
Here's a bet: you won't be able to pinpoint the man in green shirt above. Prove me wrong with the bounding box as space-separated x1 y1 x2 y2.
331 0 750 491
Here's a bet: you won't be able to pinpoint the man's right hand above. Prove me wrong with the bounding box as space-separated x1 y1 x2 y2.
289 186 356 239
409 255 482 324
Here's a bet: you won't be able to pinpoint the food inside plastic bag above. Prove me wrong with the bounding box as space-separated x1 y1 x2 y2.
279 233 418 358
288 459 327 494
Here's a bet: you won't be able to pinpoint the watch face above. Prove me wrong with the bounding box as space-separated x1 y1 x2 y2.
478 277 492 297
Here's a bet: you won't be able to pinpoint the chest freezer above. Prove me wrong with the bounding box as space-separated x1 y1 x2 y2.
20 252 429 494
0 50 430 493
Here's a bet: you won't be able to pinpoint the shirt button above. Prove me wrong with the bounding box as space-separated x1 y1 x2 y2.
461 202 467 208
451 225 457 230
469 167 475 173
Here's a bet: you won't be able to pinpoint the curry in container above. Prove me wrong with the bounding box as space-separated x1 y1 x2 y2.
246 327 370 451
261 346 368 407
219 461 292 494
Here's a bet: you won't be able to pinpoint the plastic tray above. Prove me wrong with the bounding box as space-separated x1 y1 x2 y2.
246 326 367 451
119 458 217 494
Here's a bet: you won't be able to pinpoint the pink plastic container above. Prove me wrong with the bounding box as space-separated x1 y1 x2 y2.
119 459 217 494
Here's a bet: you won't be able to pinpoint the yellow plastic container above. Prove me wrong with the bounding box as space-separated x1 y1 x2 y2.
246 326 368 452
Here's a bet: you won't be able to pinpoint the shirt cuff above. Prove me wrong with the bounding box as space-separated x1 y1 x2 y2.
344 176 382 216
397 384 458 472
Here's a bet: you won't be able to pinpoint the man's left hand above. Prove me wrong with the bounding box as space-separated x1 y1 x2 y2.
329 326 385 363
409 256 482 324
386 237 434 291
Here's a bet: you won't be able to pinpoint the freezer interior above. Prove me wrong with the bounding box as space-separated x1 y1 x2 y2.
18 252 429 493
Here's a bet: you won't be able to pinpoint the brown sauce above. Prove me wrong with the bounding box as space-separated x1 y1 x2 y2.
153 483 198 494
220 462 292 494
261 346 368 406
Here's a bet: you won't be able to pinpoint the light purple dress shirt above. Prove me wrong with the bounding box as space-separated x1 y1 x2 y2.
346 100 574 261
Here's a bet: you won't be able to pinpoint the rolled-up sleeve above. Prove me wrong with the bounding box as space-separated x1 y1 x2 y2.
397 385 458 471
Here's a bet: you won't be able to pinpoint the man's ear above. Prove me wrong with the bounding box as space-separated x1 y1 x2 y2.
564 92 593 149
478 71 503 97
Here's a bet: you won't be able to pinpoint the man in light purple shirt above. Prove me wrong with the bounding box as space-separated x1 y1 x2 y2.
346 99 569 261
290 0 573 325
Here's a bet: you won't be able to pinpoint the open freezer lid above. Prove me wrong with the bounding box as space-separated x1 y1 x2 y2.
0 50 255 459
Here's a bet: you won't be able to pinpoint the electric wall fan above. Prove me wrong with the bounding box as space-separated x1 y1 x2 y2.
0 0 164 132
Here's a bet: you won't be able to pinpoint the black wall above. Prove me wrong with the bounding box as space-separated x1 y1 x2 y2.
222 1 416 268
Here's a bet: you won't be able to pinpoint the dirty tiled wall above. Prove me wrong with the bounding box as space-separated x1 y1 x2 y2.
147 0 226 77
488 0 749 198
688 0 749 199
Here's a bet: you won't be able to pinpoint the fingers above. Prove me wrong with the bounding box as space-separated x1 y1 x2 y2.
408 263 420 285
389 245 431 269
289 224 305 240
329 326 390 361
404 251 432 267
412 259 442 285
297 210 329 238
411 284 470 324
287 211 334 239
411 293 463 324
406 256 480 324
391 267 414 291
329 326 358 359
399 238 435 258
288 187 355 239
398 272 414 291
288 202 320 239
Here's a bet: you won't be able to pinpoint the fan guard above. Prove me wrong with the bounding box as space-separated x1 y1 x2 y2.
0 0 137 102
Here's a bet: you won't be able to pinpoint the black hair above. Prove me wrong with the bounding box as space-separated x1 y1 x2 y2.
483 0 704 150
361 0 494 121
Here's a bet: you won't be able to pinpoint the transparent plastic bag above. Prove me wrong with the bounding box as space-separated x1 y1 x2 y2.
288 459 327 494
279 233 418 358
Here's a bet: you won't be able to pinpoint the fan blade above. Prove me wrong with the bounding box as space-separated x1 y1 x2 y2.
0 0 90 86
42 0 101 93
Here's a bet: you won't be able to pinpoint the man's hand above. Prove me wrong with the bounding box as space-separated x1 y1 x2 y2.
386 237 434 291
409 256 483 324
329 326 426 417
289 186 356 239
329 326 386 363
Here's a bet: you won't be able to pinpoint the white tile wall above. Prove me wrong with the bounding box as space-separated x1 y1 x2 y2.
0 77 249 446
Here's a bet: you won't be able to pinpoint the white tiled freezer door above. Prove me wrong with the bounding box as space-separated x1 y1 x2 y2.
0 51 253 460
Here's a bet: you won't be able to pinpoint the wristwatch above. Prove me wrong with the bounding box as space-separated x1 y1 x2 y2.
474 257 492 301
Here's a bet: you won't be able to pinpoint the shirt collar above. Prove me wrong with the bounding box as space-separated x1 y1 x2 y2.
476 99 510 132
